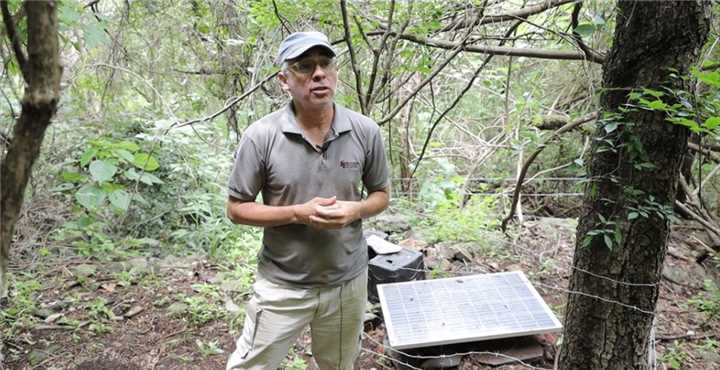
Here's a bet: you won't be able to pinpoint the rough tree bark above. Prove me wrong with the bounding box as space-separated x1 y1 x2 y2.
0 1 62 298
558 2 710 370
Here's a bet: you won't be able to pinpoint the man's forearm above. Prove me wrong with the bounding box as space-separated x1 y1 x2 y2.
226 199 299 227
228 189 388 230
356 188 390 220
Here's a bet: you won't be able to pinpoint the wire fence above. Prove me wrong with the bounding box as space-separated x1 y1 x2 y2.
387 177 587 199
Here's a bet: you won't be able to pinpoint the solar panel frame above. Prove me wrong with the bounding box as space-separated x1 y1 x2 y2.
377 271 562 350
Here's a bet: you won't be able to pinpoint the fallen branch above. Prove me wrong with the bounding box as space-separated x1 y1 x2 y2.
687 142 720 162
674 200 720 243
655 333 719 342
500 112 598 231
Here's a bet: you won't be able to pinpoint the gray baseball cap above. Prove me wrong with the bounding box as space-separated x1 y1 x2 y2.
275 31 336 65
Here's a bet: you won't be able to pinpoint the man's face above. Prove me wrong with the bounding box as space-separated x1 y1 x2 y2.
279 47 338 109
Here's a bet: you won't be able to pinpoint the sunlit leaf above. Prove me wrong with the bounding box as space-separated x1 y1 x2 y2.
113 141 140 152
696 70 720 87
132 153 160 172
646 100 667 111
642 88 664 98
61 171 87 183
704 116 720 130
79 148 97 167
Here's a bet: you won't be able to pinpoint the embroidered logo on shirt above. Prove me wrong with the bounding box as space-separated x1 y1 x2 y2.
340 160 361 169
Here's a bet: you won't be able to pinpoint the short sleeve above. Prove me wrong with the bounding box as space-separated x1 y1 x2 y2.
362 128 390 193
228 135 265 201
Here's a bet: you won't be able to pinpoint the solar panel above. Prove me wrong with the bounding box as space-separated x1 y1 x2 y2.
377 271 562 350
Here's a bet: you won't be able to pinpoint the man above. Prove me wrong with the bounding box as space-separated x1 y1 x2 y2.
225 31 390 370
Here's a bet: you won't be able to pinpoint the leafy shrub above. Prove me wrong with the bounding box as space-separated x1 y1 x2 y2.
688 279 720 321
58 137 162 214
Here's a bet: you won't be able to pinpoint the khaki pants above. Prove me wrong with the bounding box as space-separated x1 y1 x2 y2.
227 269 367 370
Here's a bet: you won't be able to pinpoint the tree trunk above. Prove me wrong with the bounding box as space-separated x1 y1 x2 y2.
0 1 62 298
558 2 710 370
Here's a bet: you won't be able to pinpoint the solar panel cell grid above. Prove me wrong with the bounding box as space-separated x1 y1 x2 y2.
378 271 562 349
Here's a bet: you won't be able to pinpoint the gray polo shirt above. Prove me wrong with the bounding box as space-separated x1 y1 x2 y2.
228 103 389 287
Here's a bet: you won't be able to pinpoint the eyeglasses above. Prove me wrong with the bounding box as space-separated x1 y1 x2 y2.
287 56 337 75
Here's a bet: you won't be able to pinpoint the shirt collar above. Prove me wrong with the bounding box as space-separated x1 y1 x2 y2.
281 102 352 135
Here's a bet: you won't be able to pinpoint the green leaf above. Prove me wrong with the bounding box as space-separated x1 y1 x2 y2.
75 184 106 209
582 236 592 248
603 234 613 249
113 149 135 162
100 182 123 193
124 168 140 180
574 23 595 38
132 153 160 172
646 100 667 111
89 160 117 183
108 189 131 211
79 148 98 167
113 141 140 152
604 122 619 133
613 227 622 245
138 172 164 185
669 117 701 132
84 21 109 49
704 117 720 130
59 1 81 25
696 70 720 88
61 171 87 183
124 168 163 185
642 88 664 98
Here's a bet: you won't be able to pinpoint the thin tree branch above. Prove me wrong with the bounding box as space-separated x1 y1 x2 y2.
271 0 292 34
173 72 277 129
353 15 372 51
440 0 580 32
411 19 521 178
376 12 481 126
368 31 605 63
501 112 599 231
570 2 606 66
364 0 395 111
340 0 366 114
374 0 413 110
675 200 720 238
688 141 720 161
0 0 29 81
171 68 231 75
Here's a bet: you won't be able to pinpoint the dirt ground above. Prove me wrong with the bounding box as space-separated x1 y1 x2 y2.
2 217 719 370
